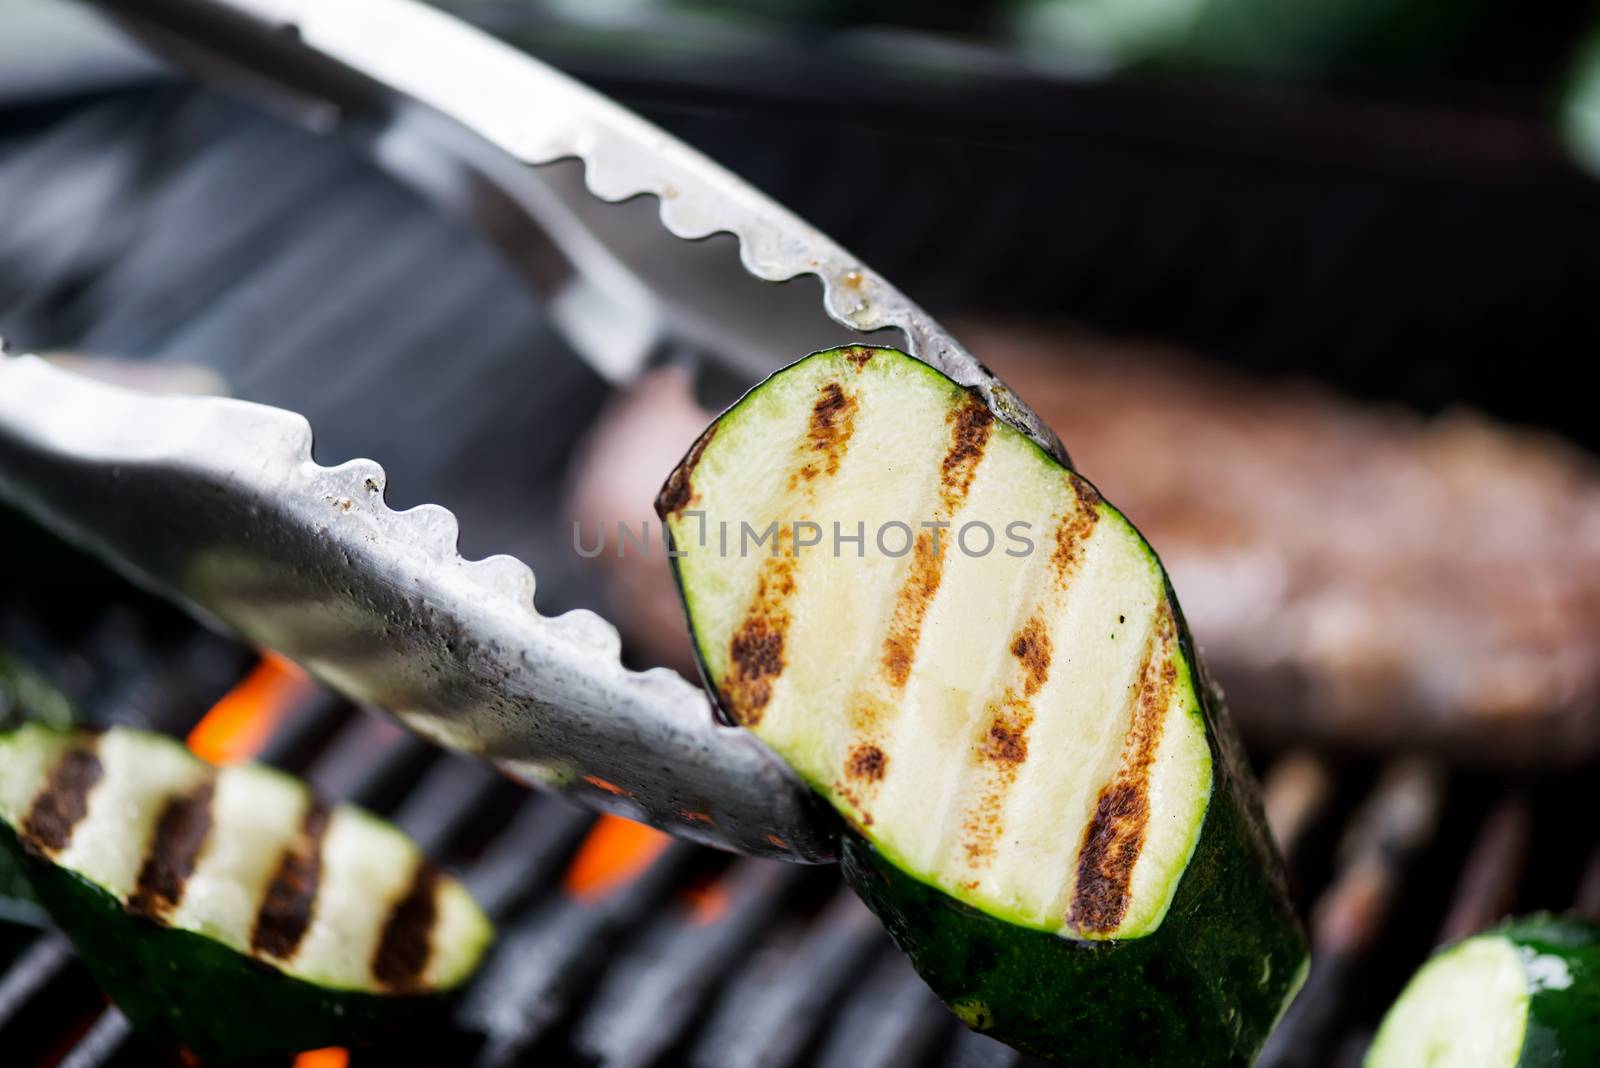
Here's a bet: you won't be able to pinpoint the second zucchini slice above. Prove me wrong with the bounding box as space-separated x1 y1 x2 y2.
0 723 492 1062
659 345 1307 1064
1367 915 1600 1068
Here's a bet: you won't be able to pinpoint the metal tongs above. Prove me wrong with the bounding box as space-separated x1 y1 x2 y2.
0 0 1066 862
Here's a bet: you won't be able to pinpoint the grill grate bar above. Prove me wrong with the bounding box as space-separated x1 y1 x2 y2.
55 1007 132 1068
570 860 802 1068
946 1027 1025 1068
253 690 348 773
813 949 954 1068
0 934 73 1031
1435 794 1531 946
302 717 429 808
1576 848 1600 922
1261 750 1333 861
387 758 507 859
686 889 883 1068
464 798 594 921
465 842 702 1068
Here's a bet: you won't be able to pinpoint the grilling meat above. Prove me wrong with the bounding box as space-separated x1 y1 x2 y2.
573 329 1600 764
971 324 1600 764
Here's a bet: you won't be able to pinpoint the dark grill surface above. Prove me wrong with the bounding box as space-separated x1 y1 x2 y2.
2 82 1598 1067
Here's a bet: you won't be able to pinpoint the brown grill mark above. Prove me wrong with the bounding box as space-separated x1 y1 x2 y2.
1070 474 1103 513
963 688 1035 866
842 346 876 370
847 744 887 782
832 781 875 828
961 787 1008 865
251 801 332 960
655 424 716 519
724 378 860 722
879 398 994 686
22 746 103 855
128 778 216 920
939 398 994 512
982 717 1029 765
1068 604 1179 935
792 381 858 486
880 532 944 688
848 697 889 734
722 558 797 726
1009 616 1052 697
1052 477 1101 588
1068 783 1148 934
371 861 440 991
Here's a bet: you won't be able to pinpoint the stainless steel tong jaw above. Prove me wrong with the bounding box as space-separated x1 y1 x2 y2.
0 0 1066 859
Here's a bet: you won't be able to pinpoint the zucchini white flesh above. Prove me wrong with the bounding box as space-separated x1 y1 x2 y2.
0 723 492 1062
659 345 1306 1064
1367 916 1600 1068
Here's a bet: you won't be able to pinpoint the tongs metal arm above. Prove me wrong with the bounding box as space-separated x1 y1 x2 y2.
0 354 836 859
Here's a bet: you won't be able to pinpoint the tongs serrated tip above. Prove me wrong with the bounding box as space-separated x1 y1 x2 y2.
0 352 836 859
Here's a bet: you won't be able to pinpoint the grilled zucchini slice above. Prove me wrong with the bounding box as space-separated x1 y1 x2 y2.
0 653 74 926
1367 915 1600 1068
659 345 1306 1064
0 723 492 1063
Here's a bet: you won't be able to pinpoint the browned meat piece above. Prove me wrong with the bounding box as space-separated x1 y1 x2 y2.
569 329 1600 765
972 323 1600 765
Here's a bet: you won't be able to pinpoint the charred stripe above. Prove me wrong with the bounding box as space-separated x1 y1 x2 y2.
22 744 103 855
939 396 994 512
880 396 995 688
722 557 797 726
723 380 863 723
880 532 945 688
128 777 217 920
371 860 440 991
1051 476 1101 588
1068 604 1178 934
791 380 859 486
251 801 332 960
655 423 716 519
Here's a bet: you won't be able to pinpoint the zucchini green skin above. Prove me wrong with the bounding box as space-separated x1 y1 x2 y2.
1 820 452 1063
1505 917 1600 1065
842 652 1306 1066
1510 920 1600 1068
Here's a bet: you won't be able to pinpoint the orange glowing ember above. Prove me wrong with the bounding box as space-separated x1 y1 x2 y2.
187 654 314 765
563 814 671 902
680 879 731 926
293 1048 349 1068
